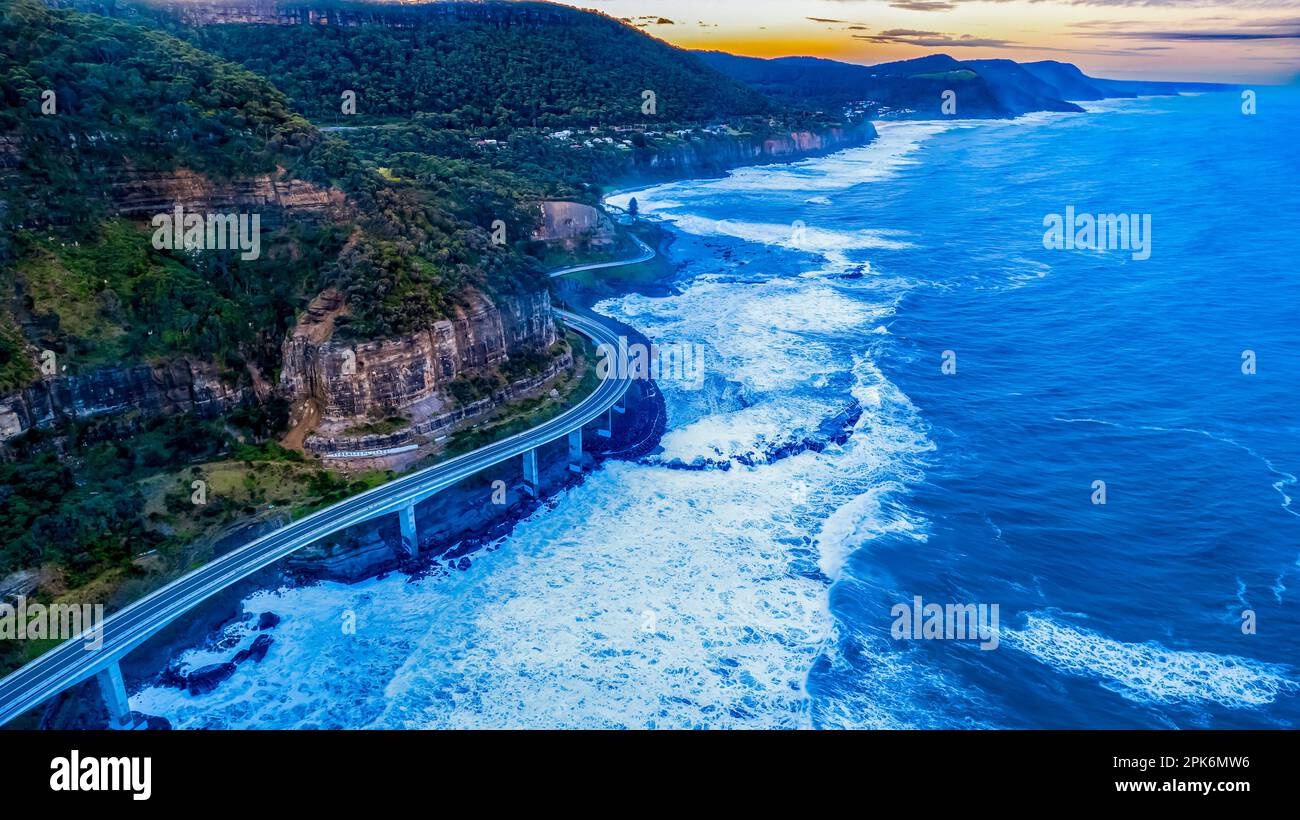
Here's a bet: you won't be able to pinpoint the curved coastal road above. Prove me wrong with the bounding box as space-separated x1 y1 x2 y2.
548 232 655 278
0 308 632 726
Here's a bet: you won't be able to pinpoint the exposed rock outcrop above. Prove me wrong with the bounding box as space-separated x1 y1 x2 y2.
186 661 236 695
0 358 245 442
300 355 572 455
533 201 618 249
631 124 876 178
103 166 348 225
287 525 399 584
0 159 344 441
232 633 273 664
280 287 561 450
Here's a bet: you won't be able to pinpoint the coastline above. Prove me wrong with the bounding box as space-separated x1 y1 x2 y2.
34 210 688 730
31 126 888 728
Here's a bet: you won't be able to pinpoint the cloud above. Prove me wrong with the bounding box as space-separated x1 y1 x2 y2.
1076 16 1300 40
1064 1 1300 7
625 15 676 26
887 1 957 10
849 27 1168 56
853 30 1019 48
806 16 873 29
1098 29 1300 39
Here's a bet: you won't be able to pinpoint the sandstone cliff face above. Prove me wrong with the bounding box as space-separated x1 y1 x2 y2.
280 287 560 449
0 162 344 440
532 201 618 249
0 359 244 441
103 166 347 225
633 124 876 177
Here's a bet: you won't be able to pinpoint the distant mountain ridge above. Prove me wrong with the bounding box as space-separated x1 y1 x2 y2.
697 51 1239 119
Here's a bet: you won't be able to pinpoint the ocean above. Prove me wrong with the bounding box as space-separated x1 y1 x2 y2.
133 89 1300 729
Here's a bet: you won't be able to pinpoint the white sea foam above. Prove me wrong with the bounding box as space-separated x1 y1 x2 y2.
606 120 953 212
665 214 913 254
133 121 944 730
135 462 842 729
133 254 933 728
604 122 957 273
814 482 926 580
811 623 996 729
1004 612 1298 709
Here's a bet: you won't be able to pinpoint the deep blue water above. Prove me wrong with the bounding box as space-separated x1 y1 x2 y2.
138 91 1298 729
614 91 1300 728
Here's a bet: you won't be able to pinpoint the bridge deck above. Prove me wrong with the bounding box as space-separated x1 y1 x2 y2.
0 309 632 726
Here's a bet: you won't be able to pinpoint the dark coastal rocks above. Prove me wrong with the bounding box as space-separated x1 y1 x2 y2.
213 619 249 651
629 124 877 179
158 658 189 690
186 662 237 695
128 711 173 731
287 526 402 584
659 401 863 471
158 617 275 692
233 634 274 665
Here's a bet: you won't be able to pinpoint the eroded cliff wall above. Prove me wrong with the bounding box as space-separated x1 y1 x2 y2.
0 359 244 440
631 124 876 177
279 287 560 450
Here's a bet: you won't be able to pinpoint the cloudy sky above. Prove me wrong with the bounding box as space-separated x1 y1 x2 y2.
560 0 1300 82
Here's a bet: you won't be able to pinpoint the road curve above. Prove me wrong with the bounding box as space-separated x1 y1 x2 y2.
548 232 655 278
0 308 632 726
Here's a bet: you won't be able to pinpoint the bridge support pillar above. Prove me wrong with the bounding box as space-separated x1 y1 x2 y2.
568 429 583 473
96 661 139 730
597 408 613 439
399 504 418 557
522 448 540 496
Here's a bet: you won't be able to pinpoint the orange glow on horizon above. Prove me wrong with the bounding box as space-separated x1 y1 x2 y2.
565 0 1300 84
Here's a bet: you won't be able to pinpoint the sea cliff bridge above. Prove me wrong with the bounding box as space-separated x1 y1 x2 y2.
0 234 656 728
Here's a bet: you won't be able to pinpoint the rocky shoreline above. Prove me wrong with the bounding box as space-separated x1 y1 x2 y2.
33 129 871 727
38 219 675 729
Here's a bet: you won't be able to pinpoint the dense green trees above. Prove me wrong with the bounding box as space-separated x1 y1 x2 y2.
165 2 772 128
0 411 230 580
0 0 810 593
0 0 325 233
1 0 553 361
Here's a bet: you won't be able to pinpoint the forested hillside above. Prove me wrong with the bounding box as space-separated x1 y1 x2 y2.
62 0 775 127
0 0 544 593
0 0 872 630
697 51 1086 117
697 50 1236 118
1 0 324 233
1 0 546 360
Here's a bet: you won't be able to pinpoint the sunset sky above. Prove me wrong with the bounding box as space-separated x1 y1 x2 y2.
560 0 1300 83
